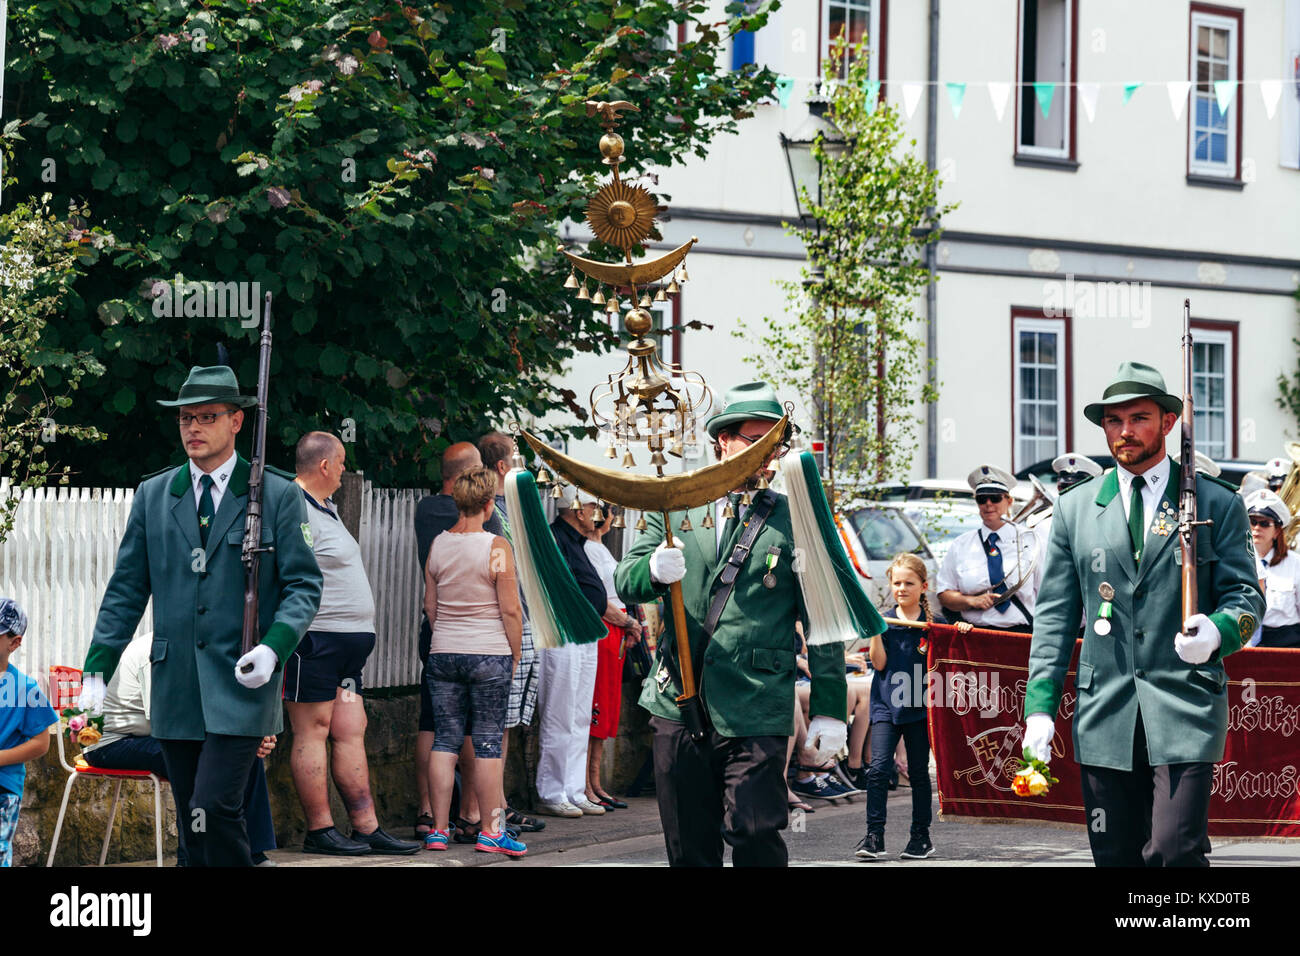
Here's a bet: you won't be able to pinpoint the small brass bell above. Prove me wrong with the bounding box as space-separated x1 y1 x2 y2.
536 467 551 486
610 511 625 530
701 511 714 530
563 270 579 290
679 516 693 532
621 449 636 469
550 483 564 500
740 492 752 507
721 500 735 520
755 476 770 490
666 277 680 294
605 298 619 315
678 265 690 282
638 291 652 307
649 450 667 468
569 495 583 512
654 286 668 302
576 282 591 301
604 444 617 459
592 286 606 305
509 450 528 471
635 514 648 532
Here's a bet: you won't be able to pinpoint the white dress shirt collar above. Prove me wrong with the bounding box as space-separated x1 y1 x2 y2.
190 450 239 513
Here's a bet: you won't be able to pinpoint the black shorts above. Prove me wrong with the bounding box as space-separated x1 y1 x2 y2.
283 631 376 704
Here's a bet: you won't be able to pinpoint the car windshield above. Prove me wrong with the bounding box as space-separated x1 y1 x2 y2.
905 505 983 547
848 507 925 561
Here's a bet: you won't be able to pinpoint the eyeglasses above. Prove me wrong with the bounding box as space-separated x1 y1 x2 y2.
1249 516 1279 528
729 431 791 459
975 494 1006 505
177 410 238 427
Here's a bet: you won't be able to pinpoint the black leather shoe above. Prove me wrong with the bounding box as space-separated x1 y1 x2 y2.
351 826 422 856
595 794 628 810
303 826 371 856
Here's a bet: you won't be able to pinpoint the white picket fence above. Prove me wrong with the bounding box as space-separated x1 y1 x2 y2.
0 479 429 690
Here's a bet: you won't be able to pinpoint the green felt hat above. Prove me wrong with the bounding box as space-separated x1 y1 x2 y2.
156 365 258 409
704 381 798 439
1083 361 1182 426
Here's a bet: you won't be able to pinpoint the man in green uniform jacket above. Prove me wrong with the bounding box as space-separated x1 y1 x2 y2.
615 382 847 867
80 366 322 866
1022 362 1263 866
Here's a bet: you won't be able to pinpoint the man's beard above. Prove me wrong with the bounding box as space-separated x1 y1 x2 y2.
1111 433 1164 468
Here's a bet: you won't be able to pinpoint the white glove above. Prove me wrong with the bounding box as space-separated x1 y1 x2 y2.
1175 612 1220 665
805 716 848 765
235 644 279 689
648 543 686 585
1022 713 1054 764
78 674 107 715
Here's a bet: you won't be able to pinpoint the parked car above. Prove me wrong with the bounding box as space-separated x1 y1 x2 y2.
836 502 938 609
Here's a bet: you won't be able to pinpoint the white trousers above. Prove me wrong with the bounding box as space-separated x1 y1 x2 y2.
535 641 599 804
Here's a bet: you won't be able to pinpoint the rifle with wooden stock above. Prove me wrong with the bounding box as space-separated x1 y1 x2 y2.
1179 298 1213 632
238 292 275 672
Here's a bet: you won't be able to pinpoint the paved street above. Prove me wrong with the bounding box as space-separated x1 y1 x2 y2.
230 775 1300 868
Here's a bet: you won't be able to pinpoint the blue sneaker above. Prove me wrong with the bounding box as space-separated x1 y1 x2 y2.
475 828 527 857
424 829 450 851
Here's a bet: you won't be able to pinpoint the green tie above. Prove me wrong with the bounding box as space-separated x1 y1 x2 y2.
718 493 741 560
198 474 215 547
1128 475 1145 562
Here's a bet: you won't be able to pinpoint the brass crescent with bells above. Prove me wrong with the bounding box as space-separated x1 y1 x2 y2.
562 237 697 288
522 415 789 513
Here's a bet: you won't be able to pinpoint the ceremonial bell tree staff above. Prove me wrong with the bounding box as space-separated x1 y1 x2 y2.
508 102 884 867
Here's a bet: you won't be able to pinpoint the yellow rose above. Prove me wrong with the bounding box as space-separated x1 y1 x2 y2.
77 726 102 747
1026 771 1049 796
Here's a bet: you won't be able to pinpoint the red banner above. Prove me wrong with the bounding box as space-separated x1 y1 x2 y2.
925 626 1300 838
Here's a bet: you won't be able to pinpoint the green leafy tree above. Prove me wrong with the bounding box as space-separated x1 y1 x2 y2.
0 124 108 539
1275 286 1300 432
5 0 779 485
739 35 953 502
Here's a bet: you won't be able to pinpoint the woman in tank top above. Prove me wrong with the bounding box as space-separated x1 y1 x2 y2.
422 466 525 856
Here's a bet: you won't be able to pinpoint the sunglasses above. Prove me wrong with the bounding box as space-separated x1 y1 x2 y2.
1249 516 1280 528
729 431 791 459
975 494 1006 505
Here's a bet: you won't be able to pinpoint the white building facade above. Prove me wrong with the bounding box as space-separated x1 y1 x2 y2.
549 0 1300 482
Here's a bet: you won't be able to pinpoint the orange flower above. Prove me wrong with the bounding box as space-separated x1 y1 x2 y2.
1012 772 1032 796
77 727 102 747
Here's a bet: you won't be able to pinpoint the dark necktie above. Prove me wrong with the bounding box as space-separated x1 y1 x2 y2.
198 474 215 547
1128 475 1146 562
718 493 741 560
984 531 1010 612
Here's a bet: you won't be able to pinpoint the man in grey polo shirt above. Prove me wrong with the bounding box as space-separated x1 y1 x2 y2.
286 431 419 856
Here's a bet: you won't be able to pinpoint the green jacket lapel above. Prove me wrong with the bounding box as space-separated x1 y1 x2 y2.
203 456 251 558
1137 458 1181 584
168 464 201 551
1093 469 1138 583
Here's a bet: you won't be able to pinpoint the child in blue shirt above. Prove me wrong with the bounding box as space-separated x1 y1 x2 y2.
854 554 961 862
0 598 58 867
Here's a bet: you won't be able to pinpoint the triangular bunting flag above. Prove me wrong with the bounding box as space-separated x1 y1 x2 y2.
774 75 795 109
1261 79 1282 119
1033 81 1055 118
863 79 881 114
1213 79 1235 114
1078 82 1100 123
945 81 966 118
1122 81 1142 105
902 82 923 119
987 81 1011 122
1166 80 1191 120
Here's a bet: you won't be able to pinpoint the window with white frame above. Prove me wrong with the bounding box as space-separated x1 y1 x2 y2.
822 0 881 82
1192 328 1233 460
1189 9 1239 177
1013 317 1067 471
1017 0 1073 157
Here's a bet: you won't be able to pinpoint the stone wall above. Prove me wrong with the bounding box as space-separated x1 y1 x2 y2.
17 680 652 866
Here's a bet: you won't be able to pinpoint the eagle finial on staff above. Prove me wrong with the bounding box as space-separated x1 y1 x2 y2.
584 100 639 126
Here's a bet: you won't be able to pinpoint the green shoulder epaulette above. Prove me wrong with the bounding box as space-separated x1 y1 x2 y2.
142 463 183 481
266 465 296 480
1203 473 1238 492
1058 473 1096 494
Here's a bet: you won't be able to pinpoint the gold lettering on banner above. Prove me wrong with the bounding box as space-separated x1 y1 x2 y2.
1211 762 1300 802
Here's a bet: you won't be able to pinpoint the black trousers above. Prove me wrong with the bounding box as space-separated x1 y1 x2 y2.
159 734 263 867
1079 714 1213 867
650 716 789 867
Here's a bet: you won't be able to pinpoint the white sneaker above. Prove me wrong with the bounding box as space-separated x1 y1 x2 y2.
571 797 606 815
535 801 584 818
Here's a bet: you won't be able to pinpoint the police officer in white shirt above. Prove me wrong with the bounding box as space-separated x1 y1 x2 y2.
1243 490 1300 648
937 465 1042 632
